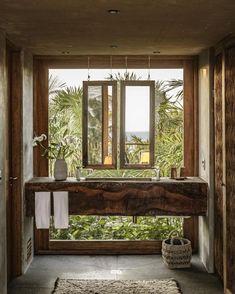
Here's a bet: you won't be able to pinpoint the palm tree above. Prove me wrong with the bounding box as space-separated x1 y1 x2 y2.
49 74 66 98
49 86 83 175
155 79 183 176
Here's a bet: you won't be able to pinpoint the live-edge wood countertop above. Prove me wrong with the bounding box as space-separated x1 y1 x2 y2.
25 177 208 217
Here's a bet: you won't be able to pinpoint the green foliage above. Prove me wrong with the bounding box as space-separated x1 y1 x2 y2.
50 216 183 240
107 72 141 81
155 79 183 176
49 86 83 175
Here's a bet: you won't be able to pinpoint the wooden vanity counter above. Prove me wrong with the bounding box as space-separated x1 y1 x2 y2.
25 177 208 217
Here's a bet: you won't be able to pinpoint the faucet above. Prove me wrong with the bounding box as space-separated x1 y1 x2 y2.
76 167 93 180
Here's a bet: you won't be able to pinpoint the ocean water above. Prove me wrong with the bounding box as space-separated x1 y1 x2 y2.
126 131 149 141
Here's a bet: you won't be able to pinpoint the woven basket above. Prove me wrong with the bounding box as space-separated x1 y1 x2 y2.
162 230 192 269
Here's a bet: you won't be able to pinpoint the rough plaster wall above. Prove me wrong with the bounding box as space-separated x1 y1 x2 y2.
0 31 7 294
198 49 214 273
22 50 34 272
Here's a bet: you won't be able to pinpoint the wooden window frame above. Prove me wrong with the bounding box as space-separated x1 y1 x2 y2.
33 55 198 254
82 81 117 169
120 80 155 169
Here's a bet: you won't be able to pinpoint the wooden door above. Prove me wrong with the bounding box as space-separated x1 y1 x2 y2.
6 43 23 280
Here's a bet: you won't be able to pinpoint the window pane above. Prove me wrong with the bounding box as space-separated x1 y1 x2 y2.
124 85 151 165
87 86 102 164
108 86 113 163
84 82 115 167
103 85 113 165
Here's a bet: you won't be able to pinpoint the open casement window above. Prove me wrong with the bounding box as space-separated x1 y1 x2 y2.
82 81 117 168
120 81 155 168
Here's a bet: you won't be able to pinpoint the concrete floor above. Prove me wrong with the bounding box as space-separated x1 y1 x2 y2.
8 255 223 294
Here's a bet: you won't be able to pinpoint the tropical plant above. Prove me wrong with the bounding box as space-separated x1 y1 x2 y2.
49 74 66 98
155 79 183 176
50 215 183 240
32 130 77 160
107 72 141 81
49 86 83 175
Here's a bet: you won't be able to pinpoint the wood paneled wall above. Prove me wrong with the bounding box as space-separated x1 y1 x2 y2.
214 53 224 281
224 46 235 293
214 42 235 293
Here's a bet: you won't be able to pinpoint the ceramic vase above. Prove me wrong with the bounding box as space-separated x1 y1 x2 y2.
54 159 67 181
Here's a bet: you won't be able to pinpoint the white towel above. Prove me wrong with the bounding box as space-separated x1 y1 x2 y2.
53 191 69 229
35 192 51 229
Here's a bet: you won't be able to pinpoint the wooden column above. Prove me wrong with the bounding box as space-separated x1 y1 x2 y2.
33 59 49 252
183 59 199 251
6 46 23 278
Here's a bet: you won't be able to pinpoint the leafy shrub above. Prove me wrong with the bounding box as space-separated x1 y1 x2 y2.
50 216 183 240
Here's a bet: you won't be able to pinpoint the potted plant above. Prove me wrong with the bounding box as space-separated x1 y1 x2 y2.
33 131 76 181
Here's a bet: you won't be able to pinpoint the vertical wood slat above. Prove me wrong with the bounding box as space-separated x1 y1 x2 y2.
183 59 198 176
33 59 49 251
222 50 227 293
224 46 235 293
8 50 23 277
33 59 49 176
6 45 12 282
214 45 235 293
183 59 199 251
214 53 224 281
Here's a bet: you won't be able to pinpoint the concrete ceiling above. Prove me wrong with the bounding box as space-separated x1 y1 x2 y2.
1 0 235 55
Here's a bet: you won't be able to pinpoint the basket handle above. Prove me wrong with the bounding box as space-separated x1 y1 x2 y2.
168 230 181 239
168 230 184 245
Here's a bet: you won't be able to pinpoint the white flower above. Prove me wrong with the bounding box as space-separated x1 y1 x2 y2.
32 134 47 147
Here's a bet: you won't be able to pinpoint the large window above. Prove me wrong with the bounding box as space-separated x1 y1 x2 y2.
34 57 197 253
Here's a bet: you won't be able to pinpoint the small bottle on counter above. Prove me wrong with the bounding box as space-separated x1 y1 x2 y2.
75 166 82 180
180 167 186 178
170 167 177 179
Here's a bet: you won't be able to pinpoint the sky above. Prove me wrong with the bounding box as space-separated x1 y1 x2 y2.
49 68 183 132
125 86 150 132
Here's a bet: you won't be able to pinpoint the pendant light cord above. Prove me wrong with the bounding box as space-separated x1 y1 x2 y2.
125 56 128 79
87 56 90 80
110 56 113 80
148 56 151 80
